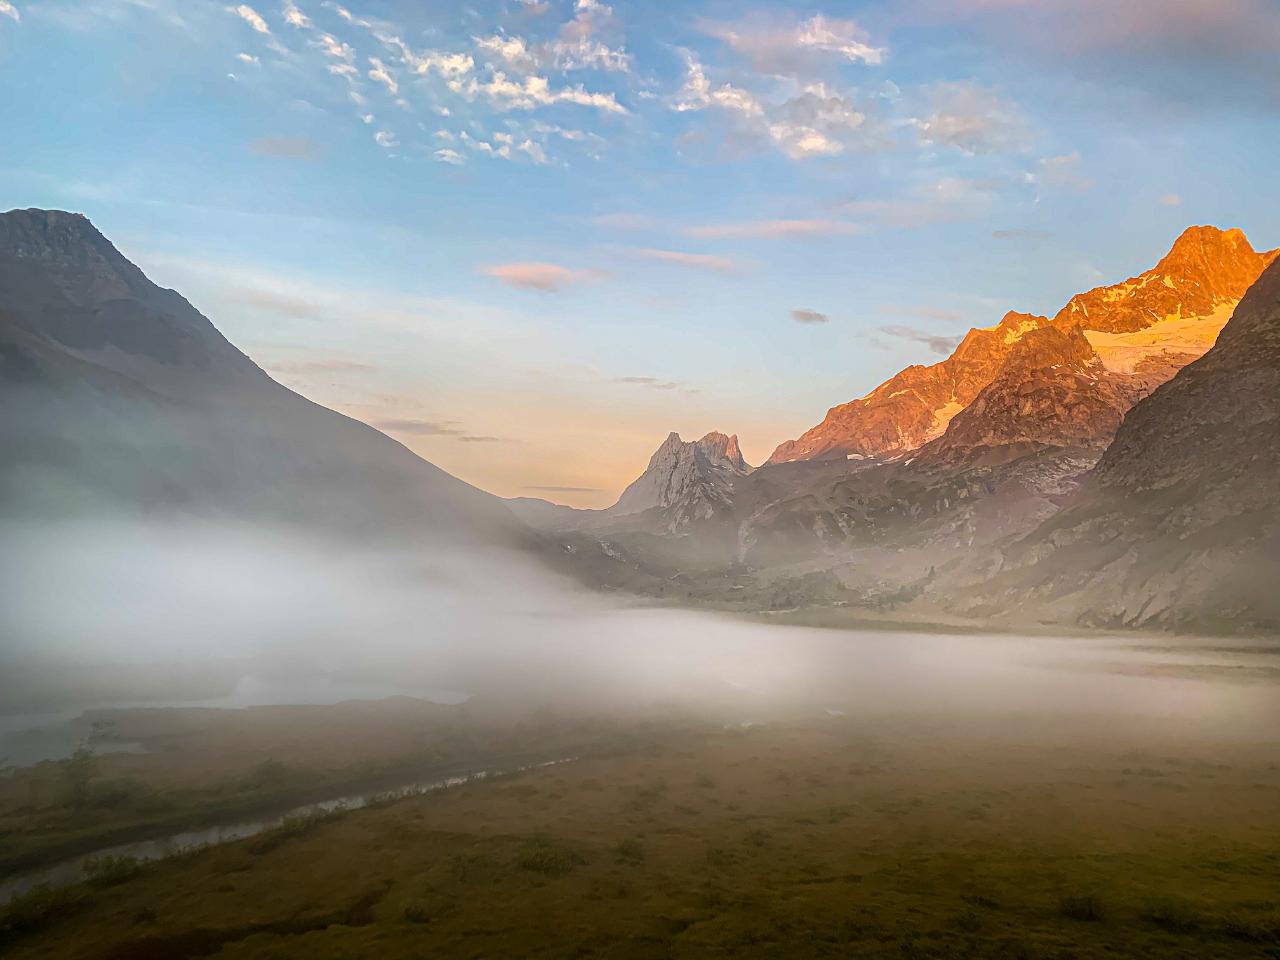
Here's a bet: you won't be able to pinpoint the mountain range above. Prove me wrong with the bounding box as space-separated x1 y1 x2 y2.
522 225 1280 631
4 209 1278 633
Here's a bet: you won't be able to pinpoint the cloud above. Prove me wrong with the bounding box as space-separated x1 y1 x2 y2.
688 219 863 240
833 177 1011 230
458 71 627 114
228 286 323 318
629 248 736 273
992 229 1052 240
0 2 19 23
701 13 885 74
791 308 829 324
373 130 398 149
237 52 260 64
673 55 764 118
612 376 683 390
227 3 269 34
249 136 321 160
265 358 376 375
433 147 465 165
547 36 631 72
910 81 1028 155
374 418 464 436
458 130 548 164
313 32 355 62
367 57 399 95
485 262 596 291
1035 152 1095 194
457 435 508 443
475 34 539 72
919 0 1280 113
879 324 964 356
282 0 309 28
1160 193 1183 207
673 57 879 160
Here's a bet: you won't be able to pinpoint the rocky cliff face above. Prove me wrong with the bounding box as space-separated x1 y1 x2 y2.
912 326 1140 470
769 226 1278 467
963 257 1280 631
611 431 751 529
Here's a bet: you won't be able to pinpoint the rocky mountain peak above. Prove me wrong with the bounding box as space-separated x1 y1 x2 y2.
0 207 250 372
611 429 751 521
0 208 151 304
696 431 749 473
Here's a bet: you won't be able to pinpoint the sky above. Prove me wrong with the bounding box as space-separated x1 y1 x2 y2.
1 0 1279 507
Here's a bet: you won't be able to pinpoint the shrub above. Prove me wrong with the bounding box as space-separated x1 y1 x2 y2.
614 839 645 865
401 900 432 924
517 836 586 876
0 884 78 940
1059 894 1106 923
84 855 143 888
1139 897 1202 934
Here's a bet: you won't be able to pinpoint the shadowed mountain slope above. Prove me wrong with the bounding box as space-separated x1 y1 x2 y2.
0 209 526 545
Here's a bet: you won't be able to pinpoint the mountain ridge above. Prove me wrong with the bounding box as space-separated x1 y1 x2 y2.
768 225 1278 467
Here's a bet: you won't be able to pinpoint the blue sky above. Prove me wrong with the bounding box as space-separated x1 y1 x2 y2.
2 0 1278 505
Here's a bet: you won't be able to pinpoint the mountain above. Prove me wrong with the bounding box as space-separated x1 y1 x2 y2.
769 310 1045 463
769 226 1278 466
610 431 751 529
910 325 1140 470
961 256 1280 631
0 208 525 545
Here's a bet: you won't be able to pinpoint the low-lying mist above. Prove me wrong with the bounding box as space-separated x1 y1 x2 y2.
3 516 1277 733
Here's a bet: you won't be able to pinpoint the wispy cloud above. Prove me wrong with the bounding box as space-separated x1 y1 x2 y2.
673 55 878 160
228 286 323 318
265 358 376 375
909 81 1028 155
367 56 399 95
227 3 269 34
688 219 863 240
612 376 684 390
1035 152 1095 194
0 2 19 23
879 324 964 356
918 0 1280 113
457 71 627 114
374 418 465 436
485 261 599 291
282 0 309 28
249 136 321 160
701 13 885 74
628 248 736 273
1160 193 1182 207
791 308 829 324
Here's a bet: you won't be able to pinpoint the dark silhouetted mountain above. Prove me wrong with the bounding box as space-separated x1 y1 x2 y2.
0 208 524 544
